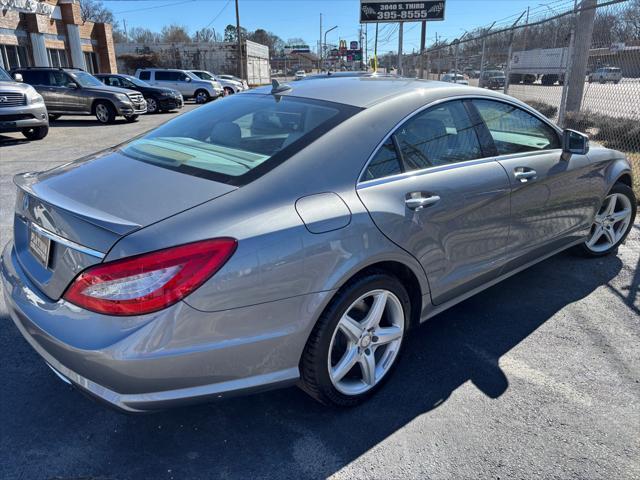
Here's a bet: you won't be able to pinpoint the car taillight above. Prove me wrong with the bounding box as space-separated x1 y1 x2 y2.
63 238 237 316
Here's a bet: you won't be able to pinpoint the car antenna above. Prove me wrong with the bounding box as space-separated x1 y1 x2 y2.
271 79 292 95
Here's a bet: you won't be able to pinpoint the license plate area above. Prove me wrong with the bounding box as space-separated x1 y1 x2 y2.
29 227 51 269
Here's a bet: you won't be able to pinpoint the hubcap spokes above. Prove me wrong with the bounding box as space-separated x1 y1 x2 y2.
587 193 632 252
328 289 404 396
96 105 108 122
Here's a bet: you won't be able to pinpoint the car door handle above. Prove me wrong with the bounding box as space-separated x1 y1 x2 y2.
405 195 441 210
514 168 537 182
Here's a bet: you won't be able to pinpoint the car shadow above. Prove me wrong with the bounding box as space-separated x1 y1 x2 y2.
0 134 29 145
49 118 136 127
0 249 627 479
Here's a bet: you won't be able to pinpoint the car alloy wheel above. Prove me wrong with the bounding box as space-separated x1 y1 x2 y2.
195 90 209 104
585 191 633 253
147 97 158 113
95 102 115 124
328 289 405 396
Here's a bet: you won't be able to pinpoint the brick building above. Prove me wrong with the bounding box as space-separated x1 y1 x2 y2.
0 0 117 73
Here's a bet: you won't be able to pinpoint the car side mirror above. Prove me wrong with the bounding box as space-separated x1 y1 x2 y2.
13 73 23 82
67 82 79 89
562 129 589 156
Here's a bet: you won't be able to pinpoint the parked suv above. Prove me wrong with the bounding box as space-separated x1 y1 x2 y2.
0 67 49 140
95 73 183 114
13 67 146 124
189 70 242 95
588 66 622 84
479 70 506 89
218 74 249 90
135 68 223 103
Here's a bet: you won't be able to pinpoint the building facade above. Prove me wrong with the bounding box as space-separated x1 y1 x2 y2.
0 0 117 73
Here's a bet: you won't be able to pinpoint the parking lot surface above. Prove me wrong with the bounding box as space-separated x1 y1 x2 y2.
1 106 639 480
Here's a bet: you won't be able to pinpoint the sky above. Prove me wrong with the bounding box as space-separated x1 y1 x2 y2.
104 0 579 52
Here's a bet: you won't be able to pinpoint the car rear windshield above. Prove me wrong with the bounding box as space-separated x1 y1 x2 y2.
120 94 361 185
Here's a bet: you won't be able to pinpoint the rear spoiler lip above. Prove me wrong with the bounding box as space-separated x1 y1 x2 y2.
14 172 141 237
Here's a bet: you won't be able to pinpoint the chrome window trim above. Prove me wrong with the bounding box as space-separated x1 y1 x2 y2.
356 94 563 188
30 222 105 259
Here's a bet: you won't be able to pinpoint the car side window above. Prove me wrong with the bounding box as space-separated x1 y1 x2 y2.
139 71 151 81
363 138 402 181
394 100 482 171
472 99 561 155
107 76 122 87
155 71 180 81
21 70 47 85
178 72 191 82
48 71 69 87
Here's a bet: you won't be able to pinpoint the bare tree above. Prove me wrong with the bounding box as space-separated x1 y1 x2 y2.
79 0 115 23
161 24 191 43
129 27 161 44
193 28 219 43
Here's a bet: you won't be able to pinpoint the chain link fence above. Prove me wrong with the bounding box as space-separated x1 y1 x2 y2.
414 0 640 196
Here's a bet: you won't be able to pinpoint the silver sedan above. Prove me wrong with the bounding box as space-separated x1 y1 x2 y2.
1 77 635 412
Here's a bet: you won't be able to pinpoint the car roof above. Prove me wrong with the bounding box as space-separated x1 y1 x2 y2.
247 76 503 108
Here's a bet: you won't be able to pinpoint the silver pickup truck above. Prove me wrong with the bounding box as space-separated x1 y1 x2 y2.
0 67 49 140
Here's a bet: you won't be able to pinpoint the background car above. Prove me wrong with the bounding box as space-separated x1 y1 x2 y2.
2 78 635 413
217 74 249 90
135 68 222 103
479 70 506 89
441 73 469 85
294 70 306 80
13 67 146 124
588 67 622 84
189 70 239 95
95 74 183 114
0 67 48 140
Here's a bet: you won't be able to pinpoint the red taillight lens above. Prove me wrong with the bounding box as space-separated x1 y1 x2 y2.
63 238 237 316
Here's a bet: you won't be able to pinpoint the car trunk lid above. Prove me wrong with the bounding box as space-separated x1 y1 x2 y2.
13 150 236 300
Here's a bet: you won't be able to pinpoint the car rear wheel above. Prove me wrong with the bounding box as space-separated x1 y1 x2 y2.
94 101 116 124
194 89 210 104
146 97 159 113
299 273 410 406
21 125 48 140
575 183 636 257
224 87 234 96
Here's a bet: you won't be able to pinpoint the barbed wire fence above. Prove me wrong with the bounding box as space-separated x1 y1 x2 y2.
409 0 639 194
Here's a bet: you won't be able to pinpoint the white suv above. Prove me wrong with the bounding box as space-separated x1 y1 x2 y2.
134 68 223 103
190 70 245 94
588 67 622 84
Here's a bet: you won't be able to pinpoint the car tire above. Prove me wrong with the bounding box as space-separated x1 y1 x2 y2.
224 87 234 96
94 101 116 124
299 272 410 407
124 114 139 123
146 97 159 114
194 89 210 104
21 125 48 140
48 114 60 121
574 182 636 258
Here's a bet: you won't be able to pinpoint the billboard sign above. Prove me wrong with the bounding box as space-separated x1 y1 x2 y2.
360 1 445 23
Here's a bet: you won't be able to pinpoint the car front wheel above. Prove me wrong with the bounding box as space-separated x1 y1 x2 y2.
22 125 48 140
94 101 116 124
299 272 410 406
194 89 210 104
146 97 159 113
576 182 636 257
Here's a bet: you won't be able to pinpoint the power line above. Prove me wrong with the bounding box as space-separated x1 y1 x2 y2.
203 0 231 29
113 0 195 14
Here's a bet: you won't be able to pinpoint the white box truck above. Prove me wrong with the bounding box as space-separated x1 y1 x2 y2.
510 47 569 85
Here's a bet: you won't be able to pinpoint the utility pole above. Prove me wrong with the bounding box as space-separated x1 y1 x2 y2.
398 22 403 76
235 0 244 80
436 32 441 79
359 25 364 70
418 20 426 79
564 0 596 116
479 21 495 88
324 25 338 71
374 23 379 72
319 13 322 71
522 6 530 51
364 24 368 70
503 10 526 94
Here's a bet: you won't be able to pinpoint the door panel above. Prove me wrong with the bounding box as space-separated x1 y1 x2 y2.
358 161 511 305
357 100 511 305
470 98 597 267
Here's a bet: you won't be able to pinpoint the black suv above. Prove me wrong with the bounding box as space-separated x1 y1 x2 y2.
12 67 147 124
95 74 183 114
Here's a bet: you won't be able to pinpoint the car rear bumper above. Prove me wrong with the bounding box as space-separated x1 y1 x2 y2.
0 104 48 132
1 241 328 412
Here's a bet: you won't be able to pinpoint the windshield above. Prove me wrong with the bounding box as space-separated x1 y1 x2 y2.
120 94 360 185
0 67 12 81
70 71 104 87
122 75 151 87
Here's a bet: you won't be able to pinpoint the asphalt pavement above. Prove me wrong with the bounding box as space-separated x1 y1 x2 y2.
1 103 638 480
